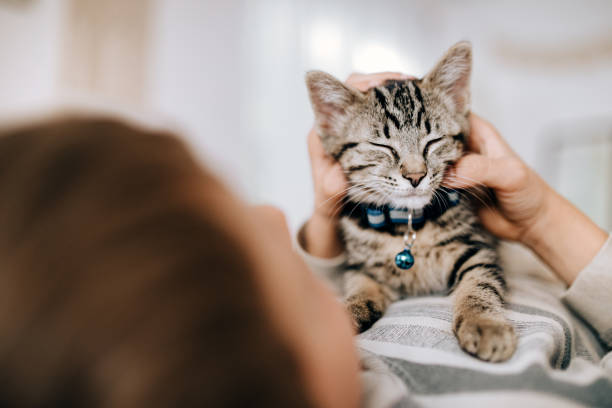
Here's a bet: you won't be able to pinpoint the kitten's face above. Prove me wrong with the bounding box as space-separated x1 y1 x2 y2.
306 42 472 210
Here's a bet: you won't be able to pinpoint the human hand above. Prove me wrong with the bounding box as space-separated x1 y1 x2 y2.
443 113 550 242
444 114 607 284
304 72 411 258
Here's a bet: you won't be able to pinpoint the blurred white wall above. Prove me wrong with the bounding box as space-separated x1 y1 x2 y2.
60 0 151 106
144 0 612 230
146 0 252 198
0 0 65 115
1 0 612 230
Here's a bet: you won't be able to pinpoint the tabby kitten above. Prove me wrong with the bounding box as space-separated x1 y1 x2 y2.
305 42 516 362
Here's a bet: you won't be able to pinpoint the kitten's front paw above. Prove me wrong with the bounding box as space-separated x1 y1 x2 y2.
345 296 384 333
454 315 517 362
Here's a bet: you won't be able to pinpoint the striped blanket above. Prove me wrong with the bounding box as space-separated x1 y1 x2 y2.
355 243 612 407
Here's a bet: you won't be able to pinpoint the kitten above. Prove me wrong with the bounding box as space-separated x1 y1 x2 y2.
305 42 517 362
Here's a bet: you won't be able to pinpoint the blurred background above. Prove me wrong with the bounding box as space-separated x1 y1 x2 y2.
1 0 611 232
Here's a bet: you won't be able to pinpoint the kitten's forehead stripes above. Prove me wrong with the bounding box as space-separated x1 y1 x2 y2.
405 83 415 112
377 80 432 134
374 87 402 131
412 81 424 106
386 108 401 129
374 88 387 109
387 81 414 127
411 81 428 132
416 109 423 130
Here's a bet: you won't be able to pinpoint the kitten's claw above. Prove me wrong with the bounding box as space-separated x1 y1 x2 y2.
455 315 517 362
346 296 384 333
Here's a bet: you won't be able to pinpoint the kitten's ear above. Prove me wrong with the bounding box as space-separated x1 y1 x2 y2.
423 41 472 115
305 71 364 148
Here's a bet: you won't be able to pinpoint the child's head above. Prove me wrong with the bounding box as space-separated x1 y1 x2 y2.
0 117 360 407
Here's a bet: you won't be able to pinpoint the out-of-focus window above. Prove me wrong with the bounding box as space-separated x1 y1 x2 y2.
539 119 612 230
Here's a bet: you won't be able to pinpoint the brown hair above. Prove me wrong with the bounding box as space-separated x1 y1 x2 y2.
0 118 312 407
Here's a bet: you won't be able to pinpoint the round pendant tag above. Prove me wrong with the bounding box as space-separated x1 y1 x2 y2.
395 248 414 270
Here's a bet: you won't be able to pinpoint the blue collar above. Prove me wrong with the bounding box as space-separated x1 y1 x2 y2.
343 188 460 231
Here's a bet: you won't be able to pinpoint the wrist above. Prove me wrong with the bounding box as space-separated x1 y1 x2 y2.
519 183 559 250
521 188 608 284
303 213 343 259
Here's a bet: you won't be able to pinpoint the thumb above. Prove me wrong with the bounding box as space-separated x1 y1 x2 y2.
444 153 522 191
443 153 490 188
322 163 348 198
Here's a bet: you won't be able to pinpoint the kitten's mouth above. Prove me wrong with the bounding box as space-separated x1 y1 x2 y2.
388 191 433 210
348 188 434 210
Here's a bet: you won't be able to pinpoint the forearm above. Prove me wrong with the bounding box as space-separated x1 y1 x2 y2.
522 188 608 285
303 213 344 258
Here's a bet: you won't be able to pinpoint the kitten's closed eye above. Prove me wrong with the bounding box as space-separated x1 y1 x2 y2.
423 137 444 157
368 141 400 162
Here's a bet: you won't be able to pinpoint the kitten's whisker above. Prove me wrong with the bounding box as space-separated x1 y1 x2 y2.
445 174 493 201
317 181 380 212
344 183 383 218
432 190 446 212
445 174 489 190
329 185 379 218
454 189 495 212
338 194 369 219
315 187 355 210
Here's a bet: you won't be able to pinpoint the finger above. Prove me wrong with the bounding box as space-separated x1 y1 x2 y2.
346 72 414 91
442 154 486 188
478 207 520 241
308 127 330 164
307 128 331 182
308 127 348 194
323 163 348 197
346 71 408 84
468 113 514 158
251 205 292 240
444 153 527 191
442 163 475 188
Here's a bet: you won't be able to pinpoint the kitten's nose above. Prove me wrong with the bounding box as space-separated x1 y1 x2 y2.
402 171 426 187
401 158 426 187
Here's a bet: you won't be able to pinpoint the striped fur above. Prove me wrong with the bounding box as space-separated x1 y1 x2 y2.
306 42 516 362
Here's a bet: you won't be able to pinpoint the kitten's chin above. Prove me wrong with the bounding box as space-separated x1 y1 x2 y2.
388 193 433 210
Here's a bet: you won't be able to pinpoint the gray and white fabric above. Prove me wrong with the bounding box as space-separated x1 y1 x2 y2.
296 230 612 407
